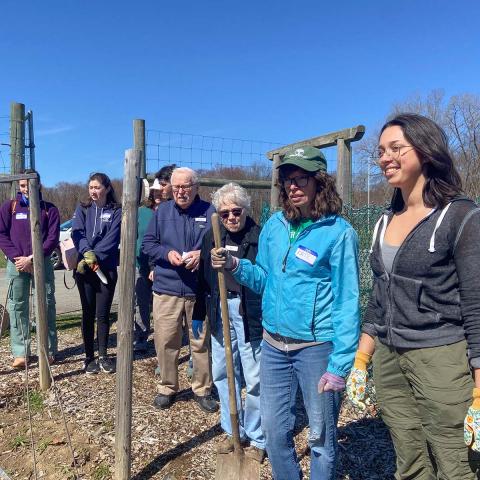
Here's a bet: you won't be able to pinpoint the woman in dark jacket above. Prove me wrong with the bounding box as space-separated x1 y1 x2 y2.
194 182 266 462
347 114 480 479
72 172 121 375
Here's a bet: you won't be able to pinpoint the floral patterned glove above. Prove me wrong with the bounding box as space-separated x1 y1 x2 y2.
464 388 480 451
346 351 372 410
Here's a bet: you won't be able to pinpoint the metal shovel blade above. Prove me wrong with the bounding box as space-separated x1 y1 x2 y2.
215 451 260 480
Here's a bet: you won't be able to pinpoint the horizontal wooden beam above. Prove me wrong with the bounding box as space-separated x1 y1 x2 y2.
266 125 366 159
0 173 39 183
199 177 271 189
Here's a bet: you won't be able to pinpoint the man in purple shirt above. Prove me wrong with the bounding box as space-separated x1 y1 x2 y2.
0 170 60 368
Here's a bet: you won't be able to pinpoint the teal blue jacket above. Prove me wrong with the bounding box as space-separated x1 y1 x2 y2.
232 211 360 377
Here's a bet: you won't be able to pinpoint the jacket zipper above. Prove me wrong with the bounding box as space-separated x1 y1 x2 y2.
380 211 435 345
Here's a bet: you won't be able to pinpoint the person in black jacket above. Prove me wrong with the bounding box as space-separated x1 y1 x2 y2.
194 182 266 463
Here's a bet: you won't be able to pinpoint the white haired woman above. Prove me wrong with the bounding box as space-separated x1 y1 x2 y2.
194 182 266 462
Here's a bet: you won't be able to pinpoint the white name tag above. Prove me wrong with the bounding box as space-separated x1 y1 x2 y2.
101 213 112 221
295 245 318 266
16 213 28 220
195 217 206 222
225 245 239 252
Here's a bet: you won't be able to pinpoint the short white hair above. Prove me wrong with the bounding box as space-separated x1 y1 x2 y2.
211 182 251 211
171 167 199 184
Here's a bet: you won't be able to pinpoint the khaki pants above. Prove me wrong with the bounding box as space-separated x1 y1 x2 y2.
373 339 479 480
153 293 212 396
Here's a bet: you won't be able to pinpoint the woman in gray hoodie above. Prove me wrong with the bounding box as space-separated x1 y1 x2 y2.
347 113 480 479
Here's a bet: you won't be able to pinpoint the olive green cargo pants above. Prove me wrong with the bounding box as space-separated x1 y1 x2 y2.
373 339 479 479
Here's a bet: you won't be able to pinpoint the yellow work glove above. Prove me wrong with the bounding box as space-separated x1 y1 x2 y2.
346 351 372 410
464 388 480 451
83 250 97 268
76 259 87 274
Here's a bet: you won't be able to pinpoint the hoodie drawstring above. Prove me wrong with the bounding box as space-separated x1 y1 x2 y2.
369 215 388 253
428 203 452 253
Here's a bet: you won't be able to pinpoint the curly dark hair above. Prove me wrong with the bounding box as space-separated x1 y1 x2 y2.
381 113 463 211
278 166 342 223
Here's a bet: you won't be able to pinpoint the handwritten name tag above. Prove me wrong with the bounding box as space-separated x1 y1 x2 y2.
195 217 206 222
295 245 318 266
225 245 239 252
16 213 28 220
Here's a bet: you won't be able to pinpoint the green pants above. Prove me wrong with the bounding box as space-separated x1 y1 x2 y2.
373 339 478 479
7 258 58 358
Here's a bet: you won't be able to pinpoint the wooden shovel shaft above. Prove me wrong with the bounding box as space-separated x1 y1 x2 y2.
211 213 242 451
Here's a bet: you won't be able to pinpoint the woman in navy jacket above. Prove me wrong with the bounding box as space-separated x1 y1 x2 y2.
72 173 121 375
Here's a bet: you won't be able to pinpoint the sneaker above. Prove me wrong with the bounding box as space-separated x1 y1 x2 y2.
244 445 266 464
84 358 99 375
153 393 175 410
193 394 219 413
216 435 248 454
98 356 116 374
154 365 161 376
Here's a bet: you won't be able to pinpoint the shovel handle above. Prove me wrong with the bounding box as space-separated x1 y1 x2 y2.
211 213 242 452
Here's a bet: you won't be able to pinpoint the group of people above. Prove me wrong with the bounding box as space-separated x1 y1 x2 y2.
1 112 480 479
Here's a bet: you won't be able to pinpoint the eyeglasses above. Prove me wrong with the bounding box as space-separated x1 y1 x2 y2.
172 183 196 192
374 144 415 164
282 174 312 189
219 208 243 220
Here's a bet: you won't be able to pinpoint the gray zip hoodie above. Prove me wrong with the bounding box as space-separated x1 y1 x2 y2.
363 197 480 365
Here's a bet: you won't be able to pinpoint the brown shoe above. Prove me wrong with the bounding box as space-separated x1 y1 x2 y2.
216 436 248 454
244 445 266 464
12 357 27 368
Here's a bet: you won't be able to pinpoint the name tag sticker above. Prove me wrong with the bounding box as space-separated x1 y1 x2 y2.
225 245 239 252
16 213 28 220
101 213 112 222
295 245 318 266
195 217 206 222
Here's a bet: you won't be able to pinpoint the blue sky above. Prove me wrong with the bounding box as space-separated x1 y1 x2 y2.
1 0 479 186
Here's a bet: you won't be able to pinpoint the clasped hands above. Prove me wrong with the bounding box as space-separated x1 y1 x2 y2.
14 255 33 273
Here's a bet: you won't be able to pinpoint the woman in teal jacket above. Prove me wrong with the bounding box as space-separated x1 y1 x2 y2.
212 146 360 480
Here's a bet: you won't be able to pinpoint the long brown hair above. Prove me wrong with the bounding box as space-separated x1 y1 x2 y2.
81 172 120 209
278 166 342 223
381 113 463 211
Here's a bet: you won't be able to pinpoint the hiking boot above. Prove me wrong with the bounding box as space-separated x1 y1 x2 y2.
12 357 27 369
244 445 266 464
216 435 248 454
193 394 219 413
153 394 175 410
98 356 116 374
84 358 99 375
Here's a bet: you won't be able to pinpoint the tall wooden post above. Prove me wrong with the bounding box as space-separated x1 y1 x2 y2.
133 119 146 178
29 176 51 390
10 102 25 198
270 153 281 211
26 110 35 170
336 138 352 205
115 149 141 480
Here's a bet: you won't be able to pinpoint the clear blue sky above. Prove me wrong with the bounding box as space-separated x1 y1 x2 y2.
1 0 479 186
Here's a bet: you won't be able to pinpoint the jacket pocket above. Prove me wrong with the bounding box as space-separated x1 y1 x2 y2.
390 274 438 329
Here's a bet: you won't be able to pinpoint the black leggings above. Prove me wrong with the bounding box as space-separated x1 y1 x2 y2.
76 268 117 359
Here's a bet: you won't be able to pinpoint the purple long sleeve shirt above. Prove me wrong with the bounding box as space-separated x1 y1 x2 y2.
0 192 60 262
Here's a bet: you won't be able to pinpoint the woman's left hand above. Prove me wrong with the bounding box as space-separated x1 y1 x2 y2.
318 372 345 393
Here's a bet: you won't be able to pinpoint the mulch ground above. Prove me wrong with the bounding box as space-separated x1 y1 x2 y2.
0 320 396 479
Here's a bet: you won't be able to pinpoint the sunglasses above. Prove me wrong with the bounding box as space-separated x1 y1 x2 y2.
218 208 243 220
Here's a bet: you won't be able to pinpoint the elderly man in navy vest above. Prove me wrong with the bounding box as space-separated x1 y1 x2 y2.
142 167 218 413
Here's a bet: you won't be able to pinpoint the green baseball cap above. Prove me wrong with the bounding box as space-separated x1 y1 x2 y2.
277 146 327 172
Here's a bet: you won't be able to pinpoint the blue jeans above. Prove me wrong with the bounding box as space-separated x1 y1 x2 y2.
260 340 341 480
211 296 264 449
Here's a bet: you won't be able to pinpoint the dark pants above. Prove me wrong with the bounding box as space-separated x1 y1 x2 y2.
76 268 117 360
134 268 152 346
374 339 477 480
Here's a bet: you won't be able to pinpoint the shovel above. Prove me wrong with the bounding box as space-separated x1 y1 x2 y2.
212 213 260 480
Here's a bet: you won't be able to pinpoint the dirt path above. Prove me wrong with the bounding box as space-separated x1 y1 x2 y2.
0 325 395 479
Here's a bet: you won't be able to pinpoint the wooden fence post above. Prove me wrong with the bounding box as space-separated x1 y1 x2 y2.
10 102 25 198
337 138 352 205
133 119 146 178
26 110 35 170
29 176 51 390
114 149 141 480
270 153 280 211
